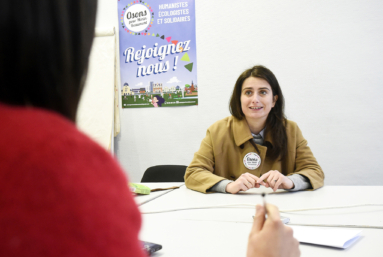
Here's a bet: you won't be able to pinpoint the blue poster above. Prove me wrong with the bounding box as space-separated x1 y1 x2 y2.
118 0 198 108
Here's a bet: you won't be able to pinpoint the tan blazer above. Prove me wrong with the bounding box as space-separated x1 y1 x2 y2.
185 116 324 193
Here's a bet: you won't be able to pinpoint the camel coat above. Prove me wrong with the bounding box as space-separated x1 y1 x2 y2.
184 116 324 193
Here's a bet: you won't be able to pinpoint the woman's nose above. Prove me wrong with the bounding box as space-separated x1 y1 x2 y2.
251 95 259 103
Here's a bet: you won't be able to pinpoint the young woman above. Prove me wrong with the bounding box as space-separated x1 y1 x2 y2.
185 66 324 194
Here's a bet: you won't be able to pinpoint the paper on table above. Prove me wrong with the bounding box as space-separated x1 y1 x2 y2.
290 226 361 249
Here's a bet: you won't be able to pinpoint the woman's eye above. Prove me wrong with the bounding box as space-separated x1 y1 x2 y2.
260 91 267 95
245 91 252 96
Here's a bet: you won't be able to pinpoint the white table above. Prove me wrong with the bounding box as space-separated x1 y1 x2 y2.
137 185 383 256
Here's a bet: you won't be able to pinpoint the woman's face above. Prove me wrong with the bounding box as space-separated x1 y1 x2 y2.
240 77 278 123
153 97 158 103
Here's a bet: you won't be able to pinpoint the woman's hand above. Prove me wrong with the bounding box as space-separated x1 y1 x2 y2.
257 170 294 192
226 173 260 194
247 204 300 257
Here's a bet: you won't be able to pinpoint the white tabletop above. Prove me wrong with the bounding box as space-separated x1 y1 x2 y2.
137 185 383 257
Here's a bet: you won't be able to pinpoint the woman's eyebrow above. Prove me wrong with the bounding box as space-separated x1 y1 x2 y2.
258 87 271 91
241 87 254 92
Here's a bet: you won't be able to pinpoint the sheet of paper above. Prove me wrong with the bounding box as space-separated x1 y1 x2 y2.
289 225 361 249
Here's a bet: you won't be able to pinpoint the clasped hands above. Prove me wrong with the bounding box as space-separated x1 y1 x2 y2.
226 170 294 194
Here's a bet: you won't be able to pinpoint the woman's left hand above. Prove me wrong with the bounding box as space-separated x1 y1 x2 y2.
256 170 294 192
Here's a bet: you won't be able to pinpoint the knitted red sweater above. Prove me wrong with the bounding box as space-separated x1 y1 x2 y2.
0 103 146 257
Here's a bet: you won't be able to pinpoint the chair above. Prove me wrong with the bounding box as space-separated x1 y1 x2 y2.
141 165 187 182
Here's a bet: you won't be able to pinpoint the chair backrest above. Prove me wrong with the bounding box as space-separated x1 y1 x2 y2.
141 165 187 182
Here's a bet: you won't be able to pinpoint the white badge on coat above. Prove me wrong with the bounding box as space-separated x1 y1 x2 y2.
243 152 261 170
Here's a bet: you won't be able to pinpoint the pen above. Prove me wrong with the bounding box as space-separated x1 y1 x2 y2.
262 193 268 217
252 193 268 220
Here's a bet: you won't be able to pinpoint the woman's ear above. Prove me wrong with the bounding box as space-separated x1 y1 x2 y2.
272 95 278 106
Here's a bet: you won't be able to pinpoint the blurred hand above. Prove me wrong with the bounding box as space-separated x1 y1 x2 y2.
226 173 260 194
247 204 300 257
257 170 294 192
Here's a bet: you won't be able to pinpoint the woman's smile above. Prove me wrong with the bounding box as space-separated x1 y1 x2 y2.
249 106 263 110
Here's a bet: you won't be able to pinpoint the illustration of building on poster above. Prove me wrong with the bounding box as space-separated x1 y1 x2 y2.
118 0 197 108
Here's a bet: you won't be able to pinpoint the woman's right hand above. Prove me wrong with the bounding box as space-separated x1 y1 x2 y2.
225 173 260 194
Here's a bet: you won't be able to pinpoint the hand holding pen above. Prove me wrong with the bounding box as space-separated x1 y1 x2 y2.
246 197 300 257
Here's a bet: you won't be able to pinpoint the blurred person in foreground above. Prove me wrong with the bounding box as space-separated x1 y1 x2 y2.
0 1 299 256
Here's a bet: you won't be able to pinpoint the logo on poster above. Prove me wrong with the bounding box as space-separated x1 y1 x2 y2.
124 4 150 32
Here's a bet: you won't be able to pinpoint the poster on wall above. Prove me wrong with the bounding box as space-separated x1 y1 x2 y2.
118 0 198 108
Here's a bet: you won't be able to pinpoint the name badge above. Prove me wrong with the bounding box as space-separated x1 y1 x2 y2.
243 152 261 170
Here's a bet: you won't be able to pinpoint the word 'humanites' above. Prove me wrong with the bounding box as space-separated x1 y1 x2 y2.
159 2 188 9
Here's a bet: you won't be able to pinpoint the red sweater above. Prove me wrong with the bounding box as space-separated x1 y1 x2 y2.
0 103 146 257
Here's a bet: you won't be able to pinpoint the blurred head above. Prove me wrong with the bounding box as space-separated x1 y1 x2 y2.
229 65 285 123
0 0 98 122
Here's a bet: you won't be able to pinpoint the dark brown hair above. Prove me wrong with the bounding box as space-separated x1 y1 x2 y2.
229 65 288 161
0 0 98 122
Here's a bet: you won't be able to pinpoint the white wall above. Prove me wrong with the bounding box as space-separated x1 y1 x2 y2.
77 30 115 151
96 0 383 184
